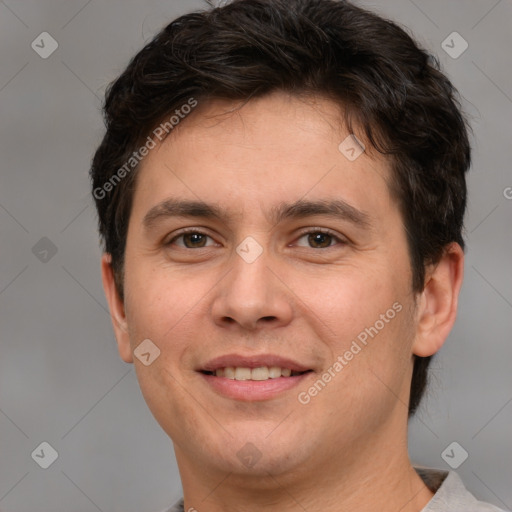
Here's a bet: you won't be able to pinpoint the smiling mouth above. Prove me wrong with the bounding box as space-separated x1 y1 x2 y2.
201 366 313 381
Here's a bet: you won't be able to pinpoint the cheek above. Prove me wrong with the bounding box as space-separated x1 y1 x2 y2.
292 260 406 338
124 257 207 344
292 261 415 392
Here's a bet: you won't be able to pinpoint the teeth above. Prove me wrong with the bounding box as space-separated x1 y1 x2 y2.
234 367 252 380
251 367 269 381
213 366 302 380
268 366 282 378
224 367 235 379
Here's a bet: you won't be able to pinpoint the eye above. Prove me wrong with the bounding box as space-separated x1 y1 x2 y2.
166 230 216 248
294 229 344 249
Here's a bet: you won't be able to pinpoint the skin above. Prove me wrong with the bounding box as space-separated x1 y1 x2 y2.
101 92 464 512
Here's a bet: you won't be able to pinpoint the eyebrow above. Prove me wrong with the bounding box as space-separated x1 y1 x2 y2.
142 198 371 230
269 199 371 228
143 200 225 229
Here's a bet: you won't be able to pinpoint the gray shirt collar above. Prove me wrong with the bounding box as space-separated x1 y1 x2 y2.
162 467 507 512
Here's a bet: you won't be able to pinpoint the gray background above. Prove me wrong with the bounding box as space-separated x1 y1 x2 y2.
0 0 510 511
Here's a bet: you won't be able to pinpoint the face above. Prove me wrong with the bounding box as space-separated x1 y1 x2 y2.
107 92 425 481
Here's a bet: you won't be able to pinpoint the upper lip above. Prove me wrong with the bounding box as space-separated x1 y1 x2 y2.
199 353 312 372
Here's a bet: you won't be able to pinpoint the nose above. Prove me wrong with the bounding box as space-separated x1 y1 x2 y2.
211 248 294 331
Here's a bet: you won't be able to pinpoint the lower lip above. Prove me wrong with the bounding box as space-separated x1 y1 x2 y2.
200 372 312 401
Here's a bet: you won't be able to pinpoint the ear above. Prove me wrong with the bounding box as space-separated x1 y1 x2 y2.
101 253 133 363
412 243 464 357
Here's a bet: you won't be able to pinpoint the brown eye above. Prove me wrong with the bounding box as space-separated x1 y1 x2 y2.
293 229 346 249
167 231 215 248
182 233 208 248
307 232 334 248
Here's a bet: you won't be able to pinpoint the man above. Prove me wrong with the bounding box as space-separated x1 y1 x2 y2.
90 0 506 510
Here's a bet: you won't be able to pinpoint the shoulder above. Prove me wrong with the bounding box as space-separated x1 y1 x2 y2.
415 467 509 512
159 472 509 512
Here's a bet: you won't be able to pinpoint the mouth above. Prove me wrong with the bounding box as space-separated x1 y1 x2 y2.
197 354 314 401
200 366 311 380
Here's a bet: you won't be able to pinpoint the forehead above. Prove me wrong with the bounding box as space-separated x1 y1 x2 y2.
130 92 395 222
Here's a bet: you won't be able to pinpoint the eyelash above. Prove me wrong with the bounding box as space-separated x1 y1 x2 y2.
165 227 346 249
